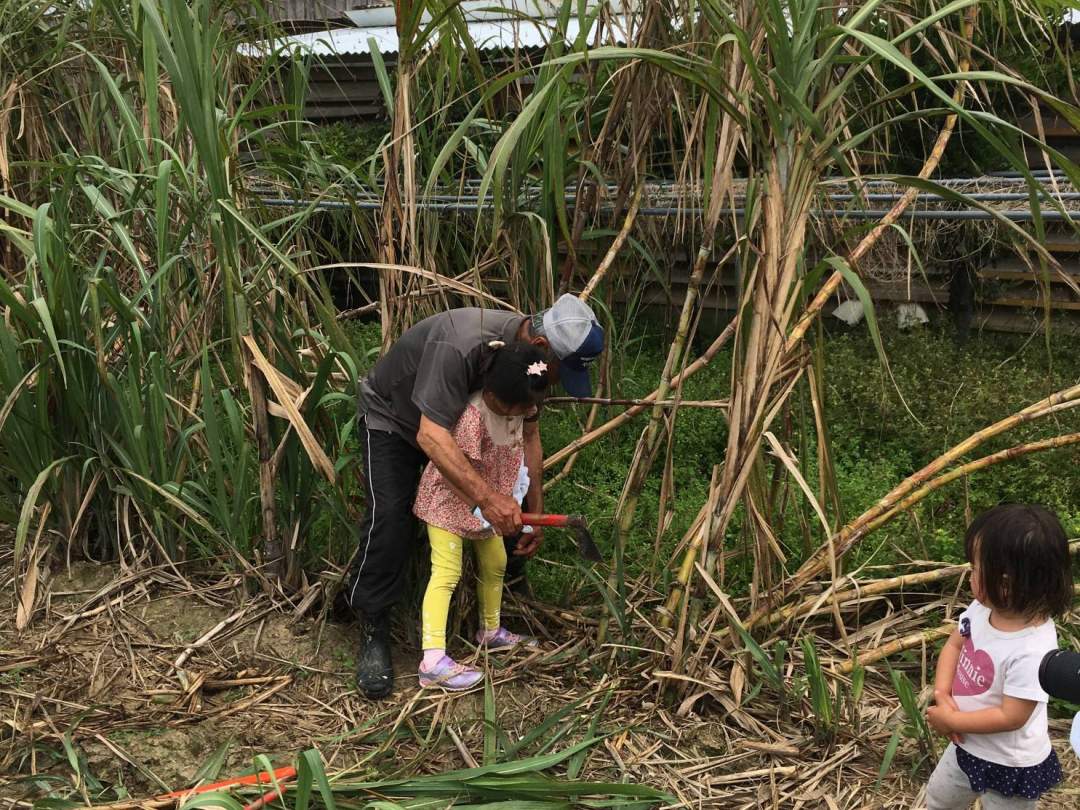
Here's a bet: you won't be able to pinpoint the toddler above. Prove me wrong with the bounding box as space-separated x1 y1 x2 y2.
924 504 1073 809
411 341 548 690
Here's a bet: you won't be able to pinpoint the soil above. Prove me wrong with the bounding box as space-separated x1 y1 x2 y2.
1 558 1078 808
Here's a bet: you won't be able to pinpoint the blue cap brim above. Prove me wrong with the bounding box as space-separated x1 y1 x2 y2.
559 364 593 397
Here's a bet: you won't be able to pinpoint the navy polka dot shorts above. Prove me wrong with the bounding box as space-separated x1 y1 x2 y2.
956 746 1062 800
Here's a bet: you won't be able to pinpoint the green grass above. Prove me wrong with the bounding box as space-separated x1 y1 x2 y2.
822 323 1080 565
341 315 1080 605
541 318 1080 597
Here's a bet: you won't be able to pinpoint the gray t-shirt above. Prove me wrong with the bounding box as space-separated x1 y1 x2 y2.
358 308 524 447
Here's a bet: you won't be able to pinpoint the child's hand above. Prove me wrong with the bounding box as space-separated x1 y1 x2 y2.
931 690 963 743
933 690 961 715
926 704 964 744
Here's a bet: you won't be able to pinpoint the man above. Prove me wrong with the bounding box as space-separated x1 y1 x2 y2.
345 294 604 699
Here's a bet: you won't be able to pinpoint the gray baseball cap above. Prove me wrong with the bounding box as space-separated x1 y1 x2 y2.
530 294 604 397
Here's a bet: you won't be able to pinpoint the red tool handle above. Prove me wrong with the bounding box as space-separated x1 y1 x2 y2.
521 512 571 527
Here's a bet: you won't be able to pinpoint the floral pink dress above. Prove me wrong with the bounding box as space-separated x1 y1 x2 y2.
413 392 530 539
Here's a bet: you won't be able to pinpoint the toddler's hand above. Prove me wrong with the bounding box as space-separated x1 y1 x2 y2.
931 691 963 743
937 693 959 713
926 704 963 744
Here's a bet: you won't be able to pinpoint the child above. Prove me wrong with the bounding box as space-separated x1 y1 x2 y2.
924 504 1073 809
411 341 548 690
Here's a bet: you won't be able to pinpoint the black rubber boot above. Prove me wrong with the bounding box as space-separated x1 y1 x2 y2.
356 612 394 699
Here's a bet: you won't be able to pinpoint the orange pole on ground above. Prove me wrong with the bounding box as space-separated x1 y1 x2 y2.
161 766 298 800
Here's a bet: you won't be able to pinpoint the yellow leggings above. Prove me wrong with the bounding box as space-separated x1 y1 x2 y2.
421 525 507 650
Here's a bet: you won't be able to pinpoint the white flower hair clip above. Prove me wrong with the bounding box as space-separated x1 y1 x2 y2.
526 361 548 377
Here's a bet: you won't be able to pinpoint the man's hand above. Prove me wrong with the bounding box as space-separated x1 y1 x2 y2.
513 527 544 557
479 491 523 537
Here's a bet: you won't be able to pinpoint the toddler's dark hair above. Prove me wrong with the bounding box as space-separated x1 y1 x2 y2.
483 341 550 407
964 504 1072 620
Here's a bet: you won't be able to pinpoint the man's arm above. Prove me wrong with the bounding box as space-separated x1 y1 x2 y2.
416 415 522 535
515 419 545 557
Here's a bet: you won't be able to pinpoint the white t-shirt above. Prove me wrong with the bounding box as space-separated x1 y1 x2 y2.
951 600 1057 767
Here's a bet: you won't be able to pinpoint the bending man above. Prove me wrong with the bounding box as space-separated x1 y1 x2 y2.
344 294 604 699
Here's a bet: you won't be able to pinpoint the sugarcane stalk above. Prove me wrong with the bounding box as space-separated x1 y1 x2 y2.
835 624 953 675
543 318 737 471
862 432 1080 537
712 426 1080 657
597 71 749 642
543 376 605 493
245 343 280 577
597 242 711 643
704 157 815 616
783 5 978 355
765 538 1080 630
379 1 420 344
700 5 982 628
766 564 970 630
549 33 748 505
660 465 721 628
546 397 730 408
579 183 645 302
774 386 1080 609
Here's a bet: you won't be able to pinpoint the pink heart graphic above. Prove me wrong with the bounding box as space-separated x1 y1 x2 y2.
953 637 995 697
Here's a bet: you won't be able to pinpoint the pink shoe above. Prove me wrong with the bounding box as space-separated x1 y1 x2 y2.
475 627 539 650
418 656 483 691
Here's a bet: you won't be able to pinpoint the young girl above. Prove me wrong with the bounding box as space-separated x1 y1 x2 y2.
925 504 1073 809
411 341 548 691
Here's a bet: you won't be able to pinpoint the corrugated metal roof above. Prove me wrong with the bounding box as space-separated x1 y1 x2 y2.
279 15 616 56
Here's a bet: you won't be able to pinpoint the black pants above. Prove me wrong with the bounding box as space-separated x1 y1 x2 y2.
345 417 526 619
